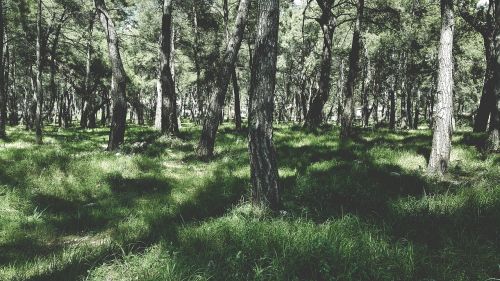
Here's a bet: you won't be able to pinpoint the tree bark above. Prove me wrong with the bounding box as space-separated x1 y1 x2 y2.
304 0 336 129
459 6 497 133
487 0 500 151
0 0 6 139
474 34 495 132
248 0 280 210
233 68 242 131
428 0 454 175
340 0 364 140
361 43 371 127
197 0 250 158
81 13 94 129
156 0 179 135
35 0 43 144
389 88 396 130
192 6 203 121
8 52 17 126
95 0 127 151
414 89 421 129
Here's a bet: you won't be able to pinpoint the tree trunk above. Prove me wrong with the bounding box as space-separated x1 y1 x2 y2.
8 52 17 126
95 0 127 151
474 34 495 132
197 0 250 158
389 89 396 130
414 89 420 129
487 0 500 151
248 0 280 210
0 0 6 139
48 12 66 125
156 0 179 135
340 0 364 140
81 13 94 129
233 68 242 131
35 0 43 144
362 43 371 128
192 6 203 122
406 81 414 129
304 0 335 129
428 0 454 175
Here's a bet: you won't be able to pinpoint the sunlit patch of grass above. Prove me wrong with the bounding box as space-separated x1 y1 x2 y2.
176 213 414 281
395 152 426 171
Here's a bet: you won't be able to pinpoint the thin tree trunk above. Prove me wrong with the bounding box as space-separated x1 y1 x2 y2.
192 6 203 121
197 0 250 158
389 88 396 130
406 81 414 129
95 0 127 150
35 0 43 144
362 43 371 127
233 68 242 130
428 0 454 175
8 52 17 126
414 89 420 129
248 0 280 210
340 0 364 140
81 13 94 128
0 0 6 139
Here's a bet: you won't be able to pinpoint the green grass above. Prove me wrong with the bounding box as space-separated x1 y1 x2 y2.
0 123 498 281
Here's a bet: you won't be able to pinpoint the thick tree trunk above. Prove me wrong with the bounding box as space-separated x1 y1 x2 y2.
487 0 500 151
35 0 43 144
95 0 127 151
428 0 454 175
197 0 250 158
233 68 242 131
304 0 335 129
473 34 495 132
156 0 179 135
0 0 6 139
248 0 280 210
340 0 364 140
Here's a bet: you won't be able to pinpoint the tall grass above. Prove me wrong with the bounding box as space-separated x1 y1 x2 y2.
0 124 498 281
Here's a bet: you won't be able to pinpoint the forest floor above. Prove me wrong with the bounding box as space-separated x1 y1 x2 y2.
0 123 498 281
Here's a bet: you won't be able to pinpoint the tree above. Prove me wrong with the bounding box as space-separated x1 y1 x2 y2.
155 0 179 135
428 0 454 175
197 0 250 158
340 0 364 140
487 0 499 150
459 0 497 133
35 0 43 144
248 0 280 209
81 12 95 129
304 0 337 129
0 0 5 139
94 0 127 151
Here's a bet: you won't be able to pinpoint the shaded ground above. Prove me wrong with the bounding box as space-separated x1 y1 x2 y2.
0 123 498 281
